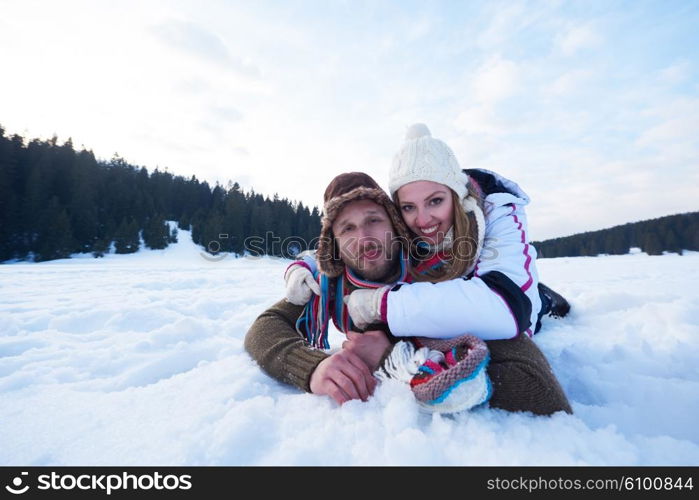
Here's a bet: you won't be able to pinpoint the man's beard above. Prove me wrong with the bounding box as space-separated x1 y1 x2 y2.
351 241 402 282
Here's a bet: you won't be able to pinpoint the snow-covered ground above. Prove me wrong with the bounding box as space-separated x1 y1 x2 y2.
1 230 698 465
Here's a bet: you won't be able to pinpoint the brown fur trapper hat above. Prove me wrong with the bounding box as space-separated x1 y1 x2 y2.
317 172 411 278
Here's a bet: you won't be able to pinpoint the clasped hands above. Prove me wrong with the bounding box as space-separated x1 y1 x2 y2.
309 329 391 405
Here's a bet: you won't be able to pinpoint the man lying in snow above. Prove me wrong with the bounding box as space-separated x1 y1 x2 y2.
244 172 571 415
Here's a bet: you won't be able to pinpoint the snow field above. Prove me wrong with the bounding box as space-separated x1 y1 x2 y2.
1 232 697 465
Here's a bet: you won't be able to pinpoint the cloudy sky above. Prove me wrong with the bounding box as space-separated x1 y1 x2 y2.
1 0 697 240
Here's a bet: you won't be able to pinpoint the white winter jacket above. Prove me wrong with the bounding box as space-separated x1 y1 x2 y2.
386 169 541 341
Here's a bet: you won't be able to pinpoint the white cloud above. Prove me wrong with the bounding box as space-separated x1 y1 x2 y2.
453 106 503 136
547 69 593 95
406 16 434 41
150 19 260 77
452 55 519 136
635 97 699 169
209 105 244 123
658 60 692 86
475 2 553 51
476 3 527 49
555 24 602 56
471 55 520 104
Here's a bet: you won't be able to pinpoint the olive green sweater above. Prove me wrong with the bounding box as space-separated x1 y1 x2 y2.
244 299 329 393
244 299 572 416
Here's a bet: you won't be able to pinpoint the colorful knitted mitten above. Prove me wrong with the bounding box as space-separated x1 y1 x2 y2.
378 334 492 414
410 335 492 414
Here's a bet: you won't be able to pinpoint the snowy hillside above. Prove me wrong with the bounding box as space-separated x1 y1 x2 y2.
1 230 698 465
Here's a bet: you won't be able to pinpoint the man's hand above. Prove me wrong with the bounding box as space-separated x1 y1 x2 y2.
309 349 377 405
342 330 391 373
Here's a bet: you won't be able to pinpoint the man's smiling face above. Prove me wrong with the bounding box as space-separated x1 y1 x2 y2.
332 199 399 281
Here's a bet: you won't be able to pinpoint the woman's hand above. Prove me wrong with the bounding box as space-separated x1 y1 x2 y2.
284 263 320 305
343 286 390 330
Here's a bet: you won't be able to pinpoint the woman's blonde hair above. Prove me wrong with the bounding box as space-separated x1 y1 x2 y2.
397 183 484 283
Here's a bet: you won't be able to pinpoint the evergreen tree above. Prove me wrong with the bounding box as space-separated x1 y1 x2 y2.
142 215 169 250
92 237 111 258
68 150 100 253
688 217 699 251
662 227 681 254
608 230 629 255
201 212 225 255
178 213 191 231
34 197 75 262
114 218 140 254
0 128 21 260
642 232 664 255
223 183 245 254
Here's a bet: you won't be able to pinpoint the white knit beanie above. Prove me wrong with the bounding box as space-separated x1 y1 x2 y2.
389 123 469 200
389 124 486 270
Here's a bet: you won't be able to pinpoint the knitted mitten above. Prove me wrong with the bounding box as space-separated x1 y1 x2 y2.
284 262 320 305
410 335 492 414
377 335 492 414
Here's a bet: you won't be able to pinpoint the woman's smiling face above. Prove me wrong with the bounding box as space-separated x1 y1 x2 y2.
396 180 454 246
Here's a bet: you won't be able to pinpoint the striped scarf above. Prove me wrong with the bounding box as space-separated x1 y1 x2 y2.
296 251 447 349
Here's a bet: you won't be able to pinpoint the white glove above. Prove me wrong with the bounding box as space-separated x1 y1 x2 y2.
343 286 390 330
284 264 321 305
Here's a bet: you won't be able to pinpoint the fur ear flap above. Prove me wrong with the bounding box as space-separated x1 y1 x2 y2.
316 238 345 278
316 217 344 278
